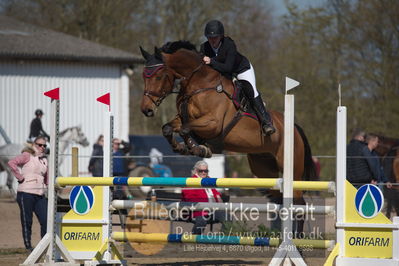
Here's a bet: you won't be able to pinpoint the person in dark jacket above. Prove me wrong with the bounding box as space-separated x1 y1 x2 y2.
88 135 104 177
363 134 392 187
112 138 130 199
200 20 275 136
346 129 370 187
346 130 392 189
28 109 50 142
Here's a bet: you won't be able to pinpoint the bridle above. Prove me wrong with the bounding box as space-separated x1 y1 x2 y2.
142 63 175 107
142 62 205 107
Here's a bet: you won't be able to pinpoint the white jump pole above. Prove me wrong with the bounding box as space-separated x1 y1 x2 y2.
270 78 306 266
336 106 346 257
93 92 124 264
102 109 113 262
23 89 77 265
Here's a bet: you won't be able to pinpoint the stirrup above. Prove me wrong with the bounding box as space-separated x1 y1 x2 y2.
262 124 276 136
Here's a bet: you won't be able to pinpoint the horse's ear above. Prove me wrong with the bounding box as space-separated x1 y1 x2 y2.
154 46 163 61
139 46 151 60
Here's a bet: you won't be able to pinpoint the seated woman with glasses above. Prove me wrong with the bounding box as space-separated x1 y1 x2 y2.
181 160 228 234
8 136 48 252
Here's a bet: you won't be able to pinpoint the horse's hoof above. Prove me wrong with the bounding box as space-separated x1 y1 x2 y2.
173 142 189 155
198 145 212 158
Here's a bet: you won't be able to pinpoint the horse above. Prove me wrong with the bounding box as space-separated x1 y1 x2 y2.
375 135 399 218
139 41 317 234
0 126 90 198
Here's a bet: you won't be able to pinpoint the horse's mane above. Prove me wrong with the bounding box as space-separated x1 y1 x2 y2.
59 126 78 136
161 40 197 54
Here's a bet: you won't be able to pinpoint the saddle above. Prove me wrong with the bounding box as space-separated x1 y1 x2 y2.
206 80 259 143
231 80 258 121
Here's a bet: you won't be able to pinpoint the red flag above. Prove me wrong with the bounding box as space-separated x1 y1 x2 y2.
44 87 60 100
97 93 110 111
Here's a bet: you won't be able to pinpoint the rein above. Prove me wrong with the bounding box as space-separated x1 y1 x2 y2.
179 62 205 86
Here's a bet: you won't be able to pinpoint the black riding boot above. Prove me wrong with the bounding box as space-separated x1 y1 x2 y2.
251 96 276 136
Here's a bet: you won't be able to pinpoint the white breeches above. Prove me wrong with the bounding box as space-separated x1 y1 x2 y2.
237 63 259 98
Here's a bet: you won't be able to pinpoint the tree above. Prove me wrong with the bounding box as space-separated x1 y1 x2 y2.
3 0 398 180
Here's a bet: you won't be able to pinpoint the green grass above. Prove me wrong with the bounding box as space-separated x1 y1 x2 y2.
0 248 27 255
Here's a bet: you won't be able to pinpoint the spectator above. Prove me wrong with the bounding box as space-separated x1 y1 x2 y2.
28 109 49 143
7 136 48 252
112 138 130 199
88 135 104 177
346 129 370 188
181 160 227 234
363 134 392 188
149 148 173 178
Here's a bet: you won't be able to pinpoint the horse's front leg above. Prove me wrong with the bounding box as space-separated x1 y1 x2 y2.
162 115 189 155
179 115 219 158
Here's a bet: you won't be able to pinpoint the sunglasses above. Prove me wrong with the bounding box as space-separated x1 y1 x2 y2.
198 169 209 173
35 143 47 148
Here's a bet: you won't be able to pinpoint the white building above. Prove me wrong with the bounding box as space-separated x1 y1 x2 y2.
0 15 143 177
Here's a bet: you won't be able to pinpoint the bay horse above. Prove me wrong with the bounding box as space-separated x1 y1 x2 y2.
375 135 399 218
139 41 316 232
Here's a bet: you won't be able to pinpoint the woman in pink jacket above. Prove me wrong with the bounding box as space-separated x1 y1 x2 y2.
182 161 226 234
8 136 48 252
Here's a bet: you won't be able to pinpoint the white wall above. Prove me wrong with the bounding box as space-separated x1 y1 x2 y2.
205 155 225 178
0 60 130 175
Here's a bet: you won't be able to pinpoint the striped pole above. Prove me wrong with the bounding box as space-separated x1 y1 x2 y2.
56 177 334 192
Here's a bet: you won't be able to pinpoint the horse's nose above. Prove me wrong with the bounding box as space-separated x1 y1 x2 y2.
83 139 90 147
143 109 154 117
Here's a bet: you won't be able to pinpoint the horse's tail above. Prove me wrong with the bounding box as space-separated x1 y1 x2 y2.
295 124 318 181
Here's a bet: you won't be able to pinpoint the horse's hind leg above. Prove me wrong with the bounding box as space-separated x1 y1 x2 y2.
247 154 281 229
247 153 306 237
293 191 306 238
291 131 308 237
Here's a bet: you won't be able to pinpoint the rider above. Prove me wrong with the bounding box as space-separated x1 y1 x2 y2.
28 109 50 143
200 20 275 136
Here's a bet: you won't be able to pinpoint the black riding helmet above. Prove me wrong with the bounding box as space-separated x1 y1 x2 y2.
204 20 224 38
35 109 43 116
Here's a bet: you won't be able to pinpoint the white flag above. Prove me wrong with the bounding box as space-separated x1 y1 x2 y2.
285 77 300 92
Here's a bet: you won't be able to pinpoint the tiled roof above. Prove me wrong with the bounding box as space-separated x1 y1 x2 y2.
0 15 143 64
